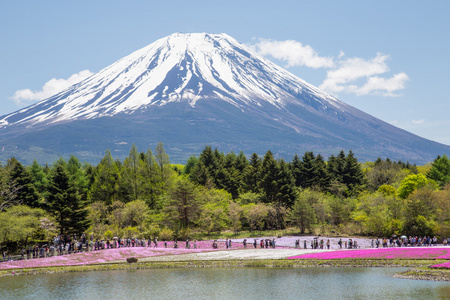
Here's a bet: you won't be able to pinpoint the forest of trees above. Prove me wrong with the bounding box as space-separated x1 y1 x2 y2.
1 143 450 251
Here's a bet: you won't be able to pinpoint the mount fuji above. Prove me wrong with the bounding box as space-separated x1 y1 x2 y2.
0 33 449 164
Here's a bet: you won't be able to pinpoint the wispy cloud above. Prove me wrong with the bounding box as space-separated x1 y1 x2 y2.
251 39 409 97
12 70 93 106
412 119 425 124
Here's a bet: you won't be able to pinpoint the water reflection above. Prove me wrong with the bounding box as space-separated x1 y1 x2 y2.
1 268 449 299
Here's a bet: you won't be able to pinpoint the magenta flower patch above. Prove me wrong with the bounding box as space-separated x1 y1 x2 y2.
0 240 285 270
430 261 450 269
287 247 450 260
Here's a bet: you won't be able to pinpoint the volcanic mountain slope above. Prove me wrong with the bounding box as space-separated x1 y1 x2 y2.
0 33 449 164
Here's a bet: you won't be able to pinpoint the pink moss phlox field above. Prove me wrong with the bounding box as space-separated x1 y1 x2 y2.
288 247 450 260
430 261 450 269
0 240 284 270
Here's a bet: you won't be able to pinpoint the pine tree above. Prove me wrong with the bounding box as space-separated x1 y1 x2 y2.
9 159 40 208
88 149 120 205
259 151 279 203
240 153 262 194
47 165 89 235
29 159 49 197
342 151 365 195
427 154 450 188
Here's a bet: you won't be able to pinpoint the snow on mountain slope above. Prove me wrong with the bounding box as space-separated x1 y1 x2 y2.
1 32 449 165
0 33 343 128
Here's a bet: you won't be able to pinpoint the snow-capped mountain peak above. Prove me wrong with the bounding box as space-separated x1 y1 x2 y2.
0 32 341 128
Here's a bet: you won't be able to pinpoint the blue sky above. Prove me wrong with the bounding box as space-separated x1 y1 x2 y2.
1 1 449 144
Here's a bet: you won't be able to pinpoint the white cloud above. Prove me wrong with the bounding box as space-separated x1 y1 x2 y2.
412 119 425 124
250 39 334 69
252 38 409 97
12 70 93 106
319 53 409 96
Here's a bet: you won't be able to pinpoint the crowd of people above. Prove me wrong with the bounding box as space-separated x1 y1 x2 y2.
2 234 450 262
294 239 333 249
370 236 447 248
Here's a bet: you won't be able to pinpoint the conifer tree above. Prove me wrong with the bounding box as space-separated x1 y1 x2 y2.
259 151 279 203
140 147 164 208
240 153 262 194
47 165 89 235
427 154 450 188
8 158 40 208
342 151 365 195
88 149 120 205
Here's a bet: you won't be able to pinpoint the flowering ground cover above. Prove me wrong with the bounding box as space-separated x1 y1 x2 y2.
0 240 280 270
287 247 450 260
430 261 450 269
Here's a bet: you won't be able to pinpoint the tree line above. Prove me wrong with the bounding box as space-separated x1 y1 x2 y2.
1 143 450 251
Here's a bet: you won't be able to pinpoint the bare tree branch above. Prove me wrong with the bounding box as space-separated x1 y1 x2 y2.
0 180 22 212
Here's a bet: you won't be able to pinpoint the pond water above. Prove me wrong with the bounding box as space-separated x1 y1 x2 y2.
1 267 449 299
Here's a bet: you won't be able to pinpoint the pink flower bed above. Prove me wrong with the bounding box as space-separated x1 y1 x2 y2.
430 261 450 269
288 247 450 260
0 240 276 270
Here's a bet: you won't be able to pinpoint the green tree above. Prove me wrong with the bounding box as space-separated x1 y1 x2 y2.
8 159 40 208
119 145 141 202
67 156 89 201
240 153 262 194
427 155 450 188
88 150 120 205
342 151 366 196
293 152 329 190
365 158 404 192
397 173 428 199
122 200 150 230
197 201 230 234
140 147 164 209
289 189 317 234
0 205 49 246
163 176 200 229
155 142 170 181
47 165 90 235
243 203 270 232
259 151 279 203
29 159 49 197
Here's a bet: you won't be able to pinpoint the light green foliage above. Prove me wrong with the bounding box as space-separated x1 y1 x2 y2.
237 192 262 204
103 229 113 240
397 173 428 199
122 200 150 229
155 142 171 180
352 192 403 236
228 201 243 233
197 201 230 234
163 176 200 229
377 184 396 197
242 203 271 232
88 150 120 205
289 189 317 234
0 205 48 244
